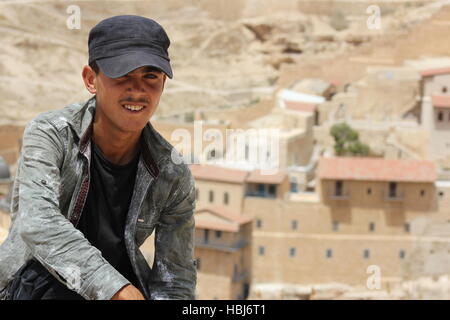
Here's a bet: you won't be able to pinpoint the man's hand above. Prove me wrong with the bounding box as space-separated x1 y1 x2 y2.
111 284 145 300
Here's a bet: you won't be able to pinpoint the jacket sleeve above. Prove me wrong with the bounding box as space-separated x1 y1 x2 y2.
150 163 197 299
15 118 130 300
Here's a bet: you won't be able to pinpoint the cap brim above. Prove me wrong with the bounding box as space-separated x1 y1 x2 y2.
96 51 173 79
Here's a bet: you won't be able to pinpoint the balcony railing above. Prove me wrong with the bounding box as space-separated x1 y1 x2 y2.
195 239 249 252
245 191 276 199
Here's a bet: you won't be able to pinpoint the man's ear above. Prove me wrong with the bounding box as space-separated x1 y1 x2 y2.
82 65 97 94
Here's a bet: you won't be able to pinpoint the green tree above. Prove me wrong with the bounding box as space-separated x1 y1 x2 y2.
348 141 370 156
330 123 370 157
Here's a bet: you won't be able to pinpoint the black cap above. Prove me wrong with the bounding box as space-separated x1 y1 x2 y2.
88 15 172 79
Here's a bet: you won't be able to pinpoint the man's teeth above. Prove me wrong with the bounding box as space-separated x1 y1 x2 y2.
123 104 144 111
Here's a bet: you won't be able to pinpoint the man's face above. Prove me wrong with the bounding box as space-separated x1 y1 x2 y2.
84 65 166 134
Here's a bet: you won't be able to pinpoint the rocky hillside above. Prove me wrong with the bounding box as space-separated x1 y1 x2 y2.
0 0 445 124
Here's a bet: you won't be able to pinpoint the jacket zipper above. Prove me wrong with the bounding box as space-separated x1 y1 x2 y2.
69 156 90 227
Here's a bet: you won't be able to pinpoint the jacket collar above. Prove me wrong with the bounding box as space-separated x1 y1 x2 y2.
72 96 166 179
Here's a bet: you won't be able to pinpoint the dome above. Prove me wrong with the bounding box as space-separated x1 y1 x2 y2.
0 157 10 180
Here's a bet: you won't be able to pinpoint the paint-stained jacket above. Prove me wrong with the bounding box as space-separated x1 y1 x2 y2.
0 96 197 300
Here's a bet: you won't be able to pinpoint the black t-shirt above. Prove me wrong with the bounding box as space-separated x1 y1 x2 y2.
10 142 140 300
77 142 140 288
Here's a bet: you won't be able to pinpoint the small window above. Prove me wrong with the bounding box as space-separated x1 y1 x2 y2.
404 223 410 233
209 190 214 203
256 219 262 229
268 185 276 196
258 184 265 193
195 188 199 200
326 249 333 259
439 191 444 198
289 247 296 257
290 177 298 193
209 149 216 159
335 180 343 196
290 182 298 193
369 222 375 232
259 246 265 256
224 192 229 205
389 182 397 198
332 221 339 232
363 249 370 259
204 230 209 243
215 231 222 238
438 111 444 121
292 220 298 230
420 189 425 197
443 86 448 93
367 188 372 195
399 250 406 259
196 258 201 270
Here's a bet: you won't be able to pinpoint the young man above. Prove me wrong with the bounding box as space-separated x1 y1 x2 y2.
0 15 196 300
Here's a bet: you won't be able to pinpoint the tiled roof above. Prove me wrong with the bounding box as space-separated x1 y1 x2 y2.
420 67 450 77
318 157 437 183
189 164 248 184
190 165 287 185
195 218 239 232
432 95 450 108
284 101 317 112
246 169 287 184
195 206 252 233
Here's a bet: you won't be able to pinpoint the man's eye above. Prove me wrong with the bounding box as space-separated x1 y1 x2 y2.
145 74 157 79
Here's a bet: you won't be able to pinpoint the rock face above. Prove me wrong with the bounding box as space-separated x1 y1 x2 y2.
250 277 450 300
0 0 440 122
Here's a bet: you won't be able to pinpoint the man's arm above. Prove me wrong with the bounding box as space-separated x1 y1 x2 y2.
111 284 145 300
149 163 197 299
16 117 130 300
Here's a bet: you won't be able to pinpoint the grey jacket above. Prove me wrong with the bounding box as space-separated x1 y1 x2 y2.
0 97 197 300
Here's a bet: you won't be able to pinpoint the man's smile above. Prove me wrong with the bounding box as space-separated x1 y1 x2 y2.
121 103 146 113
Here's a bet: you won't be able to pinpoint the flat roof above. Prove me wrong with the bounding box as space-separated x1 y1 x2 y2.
420 67 450 77
190 164 287 185
195 206 252 233
189 164 248 184
284 101 317 112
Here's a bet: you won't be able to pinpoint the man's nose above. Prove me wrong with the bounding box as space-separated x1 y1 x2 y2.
126 78 145 92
